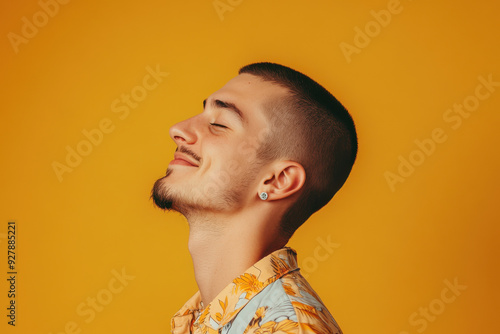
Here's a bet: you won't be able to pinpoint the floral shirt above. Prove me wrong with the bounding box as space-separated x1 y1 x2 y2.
171 247 342 334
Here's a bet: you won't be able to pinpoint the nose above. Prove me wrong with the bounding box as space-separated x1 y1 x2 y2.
169 116 199 146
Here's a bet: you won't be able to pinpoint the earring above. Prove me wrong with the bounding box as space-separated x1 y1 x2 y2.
259 192 268 200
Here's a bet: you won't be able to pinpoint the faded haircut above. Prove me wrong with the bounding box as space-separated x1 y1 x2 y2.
239 62 358 238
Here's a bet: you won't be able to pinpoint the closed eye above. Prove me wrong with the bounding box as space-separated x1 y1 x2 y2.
210 123 228 128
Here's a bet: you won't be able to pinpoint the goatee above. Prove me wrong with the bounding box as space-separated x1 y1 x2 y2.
151 169 174 210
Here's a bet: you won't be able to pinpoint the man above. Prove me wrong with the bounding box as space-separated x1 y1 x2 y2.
151 62 357 334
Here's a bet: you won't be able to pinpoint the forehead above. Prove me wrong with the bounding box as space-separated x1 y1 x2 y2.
209 73 289 122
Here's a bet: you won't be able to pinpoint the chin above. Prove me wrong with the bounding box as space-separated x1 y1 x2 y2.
151 177 174 210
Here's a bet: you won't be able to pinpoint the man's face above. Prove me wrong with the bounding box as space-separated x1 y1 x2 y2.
151 73 288 217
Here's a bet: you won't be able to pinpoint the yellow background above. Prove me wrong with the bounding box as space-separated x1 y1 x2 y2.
1 0 499 333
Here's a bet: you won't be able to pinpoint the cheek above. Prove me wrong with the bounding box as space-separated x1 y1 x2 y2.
199 158 233 192
225 159 244 177
235 143 259 167
204 148 243 182
203 133 258 175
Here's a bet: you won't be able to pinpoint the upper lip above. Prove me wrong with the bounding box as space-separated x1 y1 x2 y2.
173 152 199 167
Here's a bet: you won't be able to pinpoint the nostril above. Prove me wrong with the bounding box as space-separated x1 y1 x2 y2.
169 117 198 145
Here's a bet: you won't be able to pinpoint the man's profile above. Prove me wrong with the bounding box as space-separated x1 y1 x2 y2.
151 62 357 334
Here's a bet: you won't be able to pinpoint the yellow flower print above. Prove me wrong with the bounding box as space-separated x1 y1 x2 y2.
242 306 268 334
215 296 228 322
281 281 301 297
232 273 265 298
253 319 298 334
292 301 339 334
197 304 210 326
269 254 292 277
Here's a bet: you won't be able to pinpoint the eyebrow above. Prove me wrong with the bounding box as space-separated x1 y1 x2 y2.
203 98 246 124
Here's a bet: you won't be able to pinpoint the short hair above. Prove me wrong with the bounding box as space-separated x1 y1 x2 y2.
239 62 358 239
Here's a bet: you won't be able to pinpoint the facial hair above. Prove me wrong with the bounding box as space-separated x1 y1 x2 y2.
150 159 262 217
151 168 174 210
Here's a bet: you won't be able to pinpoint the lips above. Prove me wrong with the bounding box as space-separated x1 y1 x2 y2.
170 152 199 167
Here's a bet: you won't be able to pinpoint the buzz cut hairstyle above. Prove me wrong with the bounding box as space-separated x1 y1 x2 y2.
239 62 358 238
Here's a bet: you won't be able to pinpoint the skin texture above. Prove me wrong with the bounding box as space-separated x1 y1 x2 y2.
152 73 307 306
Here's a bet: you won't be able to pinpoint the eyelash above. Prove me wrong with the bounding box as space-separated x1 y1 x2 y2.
210 123 228 129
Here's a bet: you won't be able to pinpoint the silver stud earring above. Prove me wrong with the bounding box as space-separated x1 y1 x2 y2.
259 192 268 200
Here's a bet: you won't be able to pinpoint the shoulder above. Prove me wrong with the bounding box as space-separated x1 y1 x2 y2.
279 272 343 334
228 272 342 334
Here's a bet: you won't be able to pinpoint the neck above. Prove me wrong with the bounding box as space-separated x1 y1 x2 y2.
186 210 287 307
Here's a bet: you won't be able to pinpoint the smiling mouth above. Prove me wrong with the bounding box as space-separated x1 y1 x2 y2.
169 158 197 167
169 151 199 167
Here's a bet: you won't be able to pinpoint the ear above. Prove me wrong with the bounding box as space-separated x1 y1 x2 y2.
261 161 306 201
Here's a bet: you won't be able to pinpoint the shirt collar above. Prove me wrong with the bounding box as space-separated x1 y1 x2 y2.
171 247 299 333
